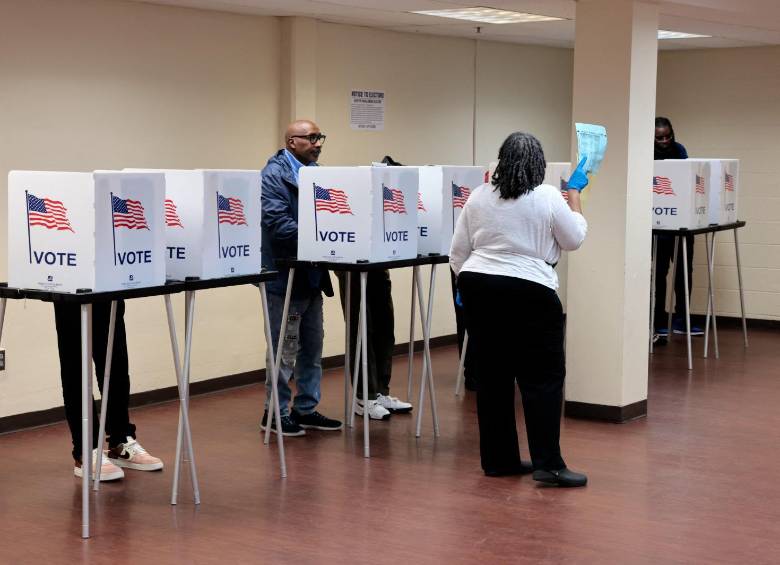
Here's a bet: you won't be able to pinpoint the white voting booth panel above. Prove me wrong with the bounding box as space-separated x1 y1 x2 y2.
8 171 165 293
128 169 261 280
298 166 418 263
545 162 571 200
687 159 739 225
652 160 710 229
417 166 486 255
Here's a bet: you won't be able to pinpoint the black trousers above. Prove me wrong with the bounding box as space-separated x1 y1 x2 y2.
653 234 694 329
53 300 135 460
458 271 566 472
450 269 474 383
335 270 395 397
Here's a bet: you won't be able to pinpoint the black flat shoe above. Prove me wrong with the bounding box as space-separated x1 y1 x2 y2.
532 468 587 487
484 460 533 477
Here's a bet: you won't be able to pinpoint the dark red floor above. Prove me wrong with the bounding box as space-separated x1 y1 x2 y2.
1 326 778 564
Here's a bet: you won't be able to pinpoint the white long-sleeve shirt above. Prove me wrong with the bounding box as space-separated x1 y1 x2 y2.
449 183 587 290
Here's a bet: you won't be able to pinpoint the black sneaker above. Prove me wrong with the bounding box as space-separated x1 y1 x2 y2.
261 410 305 437
291 410 343 431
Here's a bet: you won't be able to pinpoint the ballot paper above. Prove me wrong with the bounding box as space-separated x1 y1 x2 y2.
575 123 608 174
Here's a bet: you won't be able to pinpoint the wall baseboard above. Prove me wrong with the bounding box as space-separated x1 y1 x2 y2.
564 399 647 423
0 334 458 436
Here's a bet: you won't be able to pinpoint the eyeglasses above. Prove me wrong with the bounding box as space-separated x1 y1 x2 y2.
290 133 327 145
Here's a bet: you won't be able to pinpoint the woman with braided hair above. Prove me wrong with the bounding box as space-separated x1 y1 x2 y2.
450 132 590 487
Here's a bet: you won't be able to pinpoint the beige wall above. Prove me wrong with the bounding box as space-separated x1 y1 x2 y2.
657 47 780 321
0 0 280 419
0 2 575 420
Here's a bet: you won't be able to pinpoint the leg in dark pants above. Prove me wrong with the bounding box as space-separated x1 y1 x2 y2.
336 270 395 397
54 300 135 461
459 272 566 473
654 234 694 329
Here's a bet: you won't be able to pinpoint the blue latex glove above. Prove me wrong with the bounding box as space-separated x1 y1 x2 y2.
455 290 463 308
566 157 589 192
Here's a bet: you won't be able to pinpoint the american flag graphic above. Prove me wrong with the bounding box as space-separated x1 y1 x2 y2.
27 193 75 232
382 185 406 214
560 177 569 202
217 194 247 225
112 195 149 230
417 192 427 212
314 184 353 214
695 175 705 195
452 182 471 209
725 172 735 192
165 198 183 228
653 176 675 196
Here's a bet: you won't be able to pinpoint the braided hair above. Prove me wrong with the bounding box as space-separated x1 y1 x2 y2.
491 132 546 200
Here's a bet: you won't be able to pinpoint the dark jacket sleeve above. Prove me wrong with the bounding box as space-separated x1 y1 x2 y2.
262 166 298 257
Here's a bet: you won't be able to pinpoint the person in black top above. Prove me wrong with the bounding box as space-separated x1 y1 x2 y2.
653 117 702 342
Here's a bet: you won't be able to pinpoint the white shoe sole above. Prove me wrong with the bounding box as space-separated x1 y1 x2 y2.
354 407 391 420
109 458 164 471
74 466 124 481
299 423 344 431
382 405 413 414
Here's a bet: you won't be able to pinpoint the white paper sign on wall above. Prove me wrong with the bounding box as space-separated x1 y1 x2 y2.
350 89 385 131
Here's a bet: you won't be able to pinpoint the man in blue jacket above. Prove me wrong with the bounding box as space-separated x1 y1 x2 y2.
260 119 342 436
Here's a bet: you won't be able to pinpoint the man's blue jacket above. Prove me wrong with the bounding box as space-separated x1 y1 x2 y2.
261 149 333 298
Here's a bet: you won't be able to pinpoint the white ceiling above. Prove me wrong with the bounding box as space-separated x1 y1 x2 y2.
131 0 780 50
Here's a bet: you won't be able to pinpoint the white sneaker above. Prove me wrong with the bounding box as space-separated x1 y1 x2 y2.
355 399 391 420
108 437 164 471
376 394 413 414
74 449 125 481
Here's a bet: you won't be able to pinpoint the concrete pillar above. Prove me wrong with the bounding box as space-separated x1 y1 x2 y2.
564 0 659 422
279 17 317 130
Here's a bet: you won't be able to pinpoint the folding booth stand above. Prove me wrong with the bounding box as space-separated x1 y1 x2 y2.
0 271 280 539
274 255 449 458
650 221 748 370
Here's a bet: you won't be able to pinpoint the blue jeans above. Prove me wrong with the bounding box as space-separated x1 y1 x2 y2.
265 292 324 416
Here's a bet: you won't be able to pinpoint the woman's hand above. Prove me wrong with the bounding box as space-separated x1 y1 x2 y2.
567 157 590 192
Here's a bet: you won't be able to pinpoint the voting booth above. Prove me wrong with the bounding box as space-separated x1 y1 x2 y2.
129 169 261 280
545 162 572 200
686 159 739 225
297 166 418 263
417 166 486 255
652 160 710 229
8 171 165 293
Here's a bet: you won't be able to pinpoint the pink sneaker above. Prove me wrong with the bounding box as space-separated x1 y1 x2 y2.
108 437 164 471
74 449 125 481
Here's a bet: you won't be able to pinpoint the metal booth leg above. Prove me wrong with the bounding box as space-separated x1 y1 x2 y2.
164 293 200 506
349 303 363 429
266 269 295 446
415 265 440 438
407 268 417 402
454 331 469 396
359 272 370 458
94 301 117 489
681 239 693 371
734 228 749 347
259 282 287 478
80 304 93 539
704 233 720 359
344 272 352 424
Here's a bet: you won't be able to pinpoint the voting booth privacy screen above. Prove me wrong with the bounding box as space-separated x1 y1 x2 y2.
417 166 486 256
686 159 739 225
8 170 165 292
149 169 261 280
298 166 418 263
652 160 710 229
